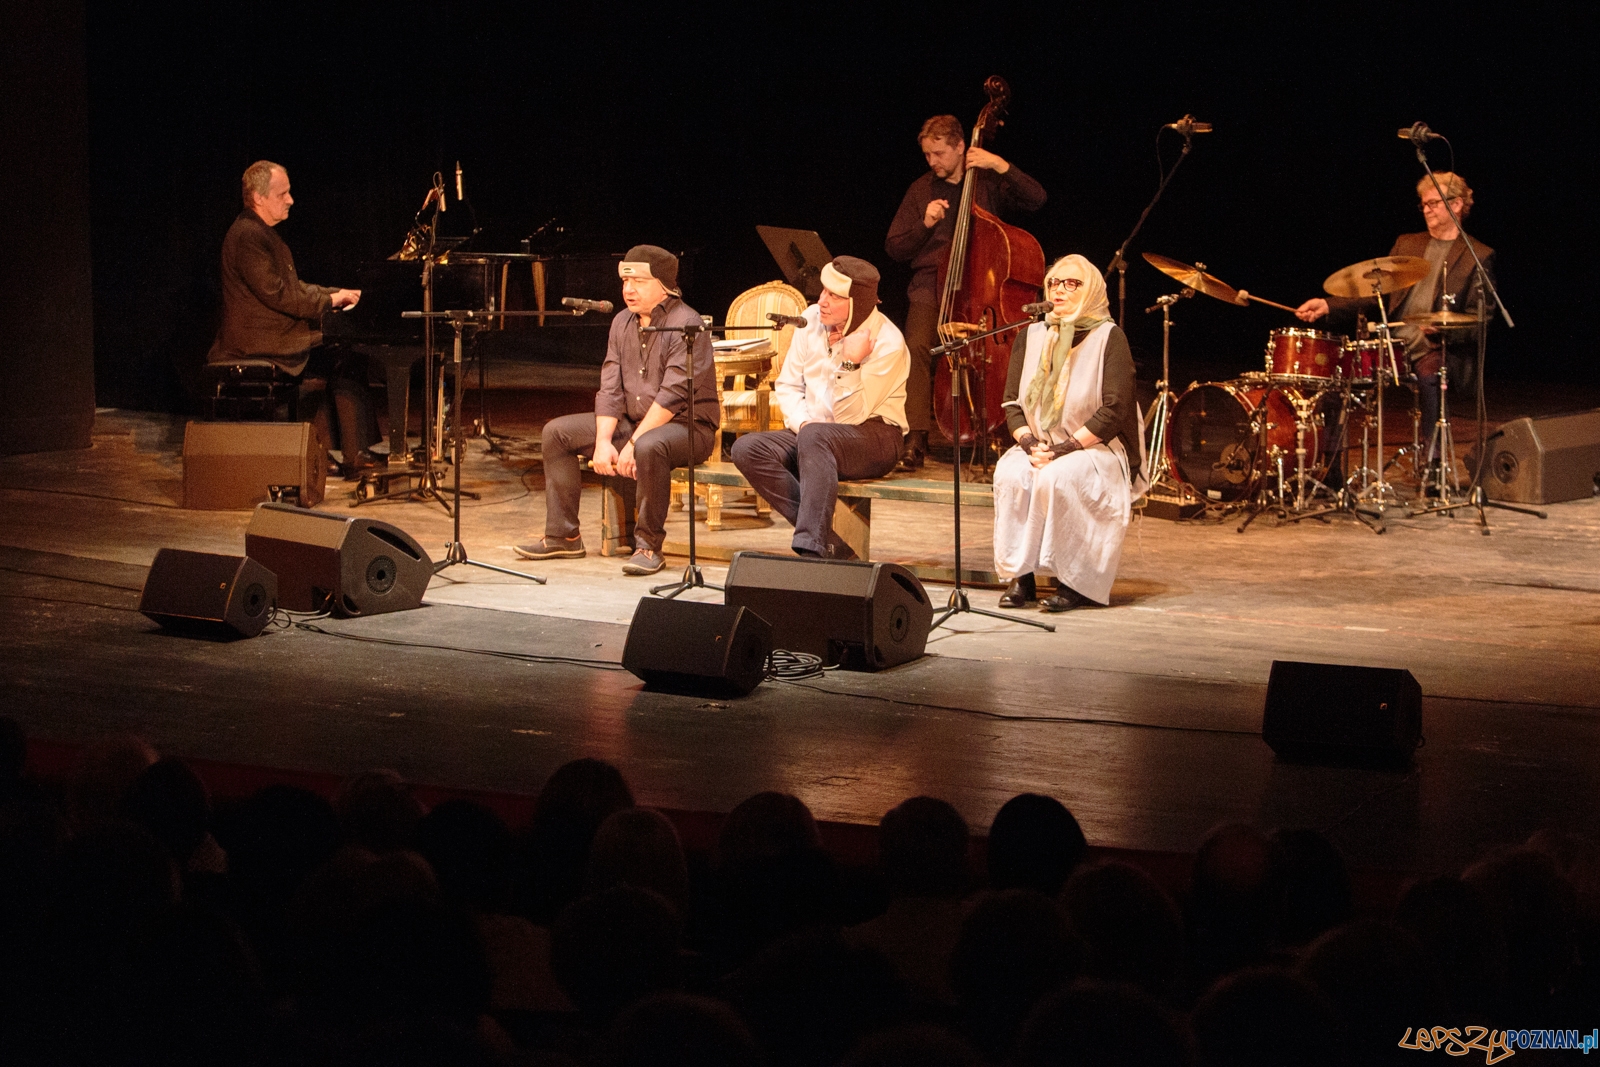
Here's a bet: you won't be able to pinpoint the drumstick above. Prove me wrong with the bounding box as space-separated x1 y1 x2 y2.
1233 290 1300 314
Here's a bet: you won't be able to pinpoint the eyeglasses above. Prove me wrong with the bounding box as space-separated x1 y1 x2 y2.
1418 196 1462 211
1046 278 1083 292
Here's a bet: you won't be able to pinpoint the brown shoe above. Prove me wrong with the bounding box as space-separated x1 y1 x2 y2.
513 536 586 560
621 547 666 575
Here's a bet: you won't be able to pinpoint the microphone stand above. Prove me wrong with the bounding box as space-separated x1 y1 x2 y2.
930 315 1054 634
402 306 587 584
636 318 756 601
1401 133 1543 532
1106 125 1200 329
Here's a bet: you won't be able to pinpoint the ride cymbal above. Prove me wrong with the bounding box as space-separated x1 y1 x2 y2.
1143 253 1242 304
1401 310 1479 328
1322 256 1430 298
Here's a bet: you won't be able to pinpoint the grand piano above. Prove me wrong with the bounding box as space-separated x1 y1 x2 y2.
321 251 627 466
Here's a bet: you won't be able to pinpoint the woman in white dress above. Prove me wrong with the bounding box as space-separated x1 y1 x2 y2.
992 254 1145 612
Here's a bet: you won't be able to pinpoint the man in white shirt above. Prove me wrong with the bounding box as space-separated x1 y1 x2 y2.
730 257 909 559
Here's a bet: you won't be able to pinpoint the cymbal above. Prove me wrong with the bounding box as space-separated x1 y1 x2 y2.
1402 310 1479 328
1143 253 1241 304
1322 256 1431 298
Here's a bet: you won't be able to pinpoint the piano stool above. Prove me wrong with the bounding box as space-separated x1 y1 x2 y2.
203 359 300 421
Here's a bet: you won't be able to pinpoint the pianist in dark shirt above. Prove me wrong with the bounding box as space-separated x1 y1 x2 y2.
207 159 377 477
514 245 720 577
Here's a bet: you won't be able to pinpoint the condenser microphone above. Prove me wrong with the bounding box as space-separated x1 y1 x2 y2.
1165 115 1213 135
1022 301 1052 315
1398 122 1443 144
767 312 809 328
561 297 615 314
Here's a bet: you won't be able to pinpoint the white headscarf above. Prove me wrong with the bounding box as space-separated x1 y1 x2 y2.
1025 255 1112 429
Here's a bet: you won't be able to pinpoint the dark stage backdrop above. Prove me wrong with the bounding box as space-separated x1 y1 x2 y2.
86 2 1595 412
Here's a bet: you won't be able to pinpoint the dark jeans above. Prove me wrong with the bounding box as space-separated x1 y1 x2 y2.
903 301 940 433
541 412 715 553
730 418 905 556
297 347 376 461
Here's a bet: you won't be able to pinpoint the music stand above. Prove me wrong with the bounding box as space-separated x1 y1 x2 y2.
757 226 832 301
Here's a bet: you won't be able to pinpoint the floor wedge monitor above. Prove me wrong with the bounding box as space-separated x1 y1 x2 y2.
138 548 277 639
1480 409 1600 505
244 503 432 617
1263 660 1423 766
182 421 325 510
621 597 773 698
723 552 932 670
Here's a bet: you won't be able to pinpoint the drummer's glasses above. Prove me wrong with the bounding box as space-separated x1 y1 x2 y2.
1419 196 1462 212
1046 277 1083 292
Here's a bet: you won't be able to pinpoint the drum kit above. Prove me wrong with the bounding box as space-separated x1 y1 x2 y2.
1140 251 1476 531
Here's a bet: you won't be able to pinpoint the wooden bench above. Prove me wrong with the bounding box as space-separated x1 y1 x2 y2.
669 462 992 563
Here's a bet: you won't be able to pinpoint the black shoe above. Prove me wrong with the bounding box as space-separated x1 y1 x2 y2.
1041 586 1091 613
341 450 381 481
998 573 1036 609
899 430 928 471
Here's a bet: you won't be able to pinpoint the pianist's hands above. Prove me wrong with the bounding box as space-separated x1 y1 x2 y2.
331 288 363 310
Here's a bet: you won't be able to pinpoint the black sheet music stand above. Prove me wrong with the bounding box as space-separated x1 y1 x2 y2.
756 226 832 301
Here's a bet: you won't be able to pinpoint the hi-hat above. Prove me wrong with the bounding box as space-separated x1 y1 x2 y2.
1323 256 1431 298
1402 310 1479 328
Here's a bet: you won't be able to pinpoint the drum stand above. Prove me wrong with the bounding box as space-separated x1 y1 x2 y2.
1282 385 1382 533
930 324 1053 634
1352 309 1405 521
1142 290 1198 502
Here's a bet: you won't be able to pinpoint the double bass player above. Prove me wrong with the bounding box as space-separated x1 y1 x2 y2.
885 114 1047 469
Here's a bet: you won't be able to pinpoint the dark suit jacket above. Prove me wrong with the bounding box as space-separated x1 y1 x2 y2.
207 211 334 371
1326 230 1496 339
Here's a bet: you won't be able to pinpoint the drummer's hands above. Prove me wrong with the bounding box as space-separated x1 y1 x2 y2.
1295 298 1329 323
923 199 950 227
966 147 1010 174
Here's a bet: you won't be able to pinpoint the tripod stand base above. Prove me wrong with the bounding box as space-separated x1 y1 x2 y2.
434 541 547 583
933 588 1056 632
651 563 723 601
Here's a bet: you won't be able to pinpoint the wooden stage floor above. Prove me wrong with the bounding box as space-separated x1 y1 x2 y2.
3 399 1599 879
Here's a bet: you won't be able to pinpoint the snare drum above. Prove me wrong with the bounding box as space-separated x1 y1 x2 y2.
1264 328 1346 382
1168 380 1324 501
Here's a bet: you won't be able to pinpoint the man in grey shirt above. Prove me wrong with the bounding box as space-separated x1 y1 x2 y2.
515 246 719 576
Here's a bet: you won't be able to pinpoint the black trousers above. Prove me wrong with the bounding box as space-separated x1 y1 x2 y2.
298 347 377 461
902 301 940 434
541 412 715 553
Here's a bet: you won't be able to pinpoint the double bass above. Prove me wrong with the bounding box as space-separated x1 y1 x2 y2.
933 76 1047 456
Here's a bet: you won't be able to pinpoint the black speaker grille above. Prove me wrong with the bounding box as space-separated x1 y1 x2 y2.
366 555 396 594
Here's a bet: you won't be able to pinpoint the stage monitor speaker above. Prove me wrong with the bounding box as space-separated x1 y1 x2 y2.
1262 660 1422 766
723 552 932 670
182 420 325 510
1480 409 1600 505
621 597 773 698
138 548 277 639
243 503 432 617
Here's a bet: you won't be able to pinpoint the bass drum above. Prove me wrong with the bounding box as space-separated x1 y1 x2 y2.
1168 381 1323 501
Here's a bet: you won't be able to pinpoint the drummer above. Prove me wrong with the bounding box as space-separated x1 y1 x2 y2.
1295 172 1496 477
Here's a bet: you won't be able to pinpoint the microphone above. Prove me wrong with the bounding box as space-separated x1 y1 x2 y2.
1398 122 1443 144
561 297 615 314
767 311 809 328
455 161 464 201
1165 115 1213 136
1022 301 1052 315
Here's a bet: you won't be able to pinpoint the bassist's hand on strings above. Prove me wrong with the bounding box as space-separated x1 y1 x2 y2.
965 147 1011 174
